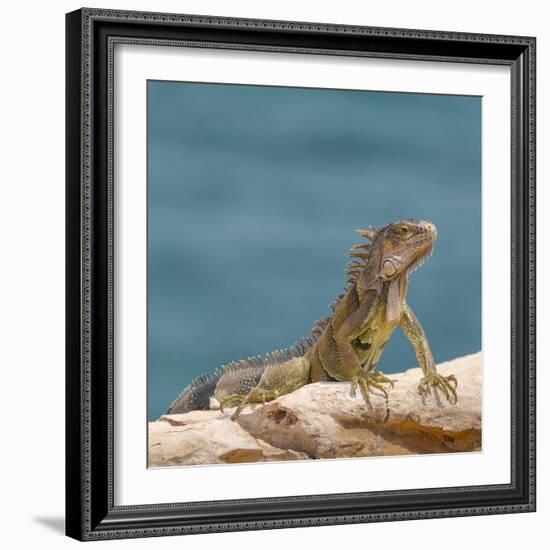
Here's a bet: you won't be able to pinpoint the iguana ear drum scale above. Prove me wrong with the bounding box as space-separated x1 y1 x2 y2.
167 219 457 420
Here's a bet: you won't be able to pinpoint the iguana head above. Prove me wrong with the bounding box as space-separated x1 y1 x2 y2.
374 219 437 280
338 219 436 316
350 219 437 288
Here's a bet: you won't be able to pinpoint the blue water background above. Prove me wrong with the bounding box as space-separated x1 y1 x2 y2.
147 81 481 421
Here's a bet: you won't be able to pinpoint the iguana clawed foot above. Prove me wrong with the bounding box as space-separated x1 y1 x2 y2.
418 371 458 404
220 388 280 421
219 393 252 421
219 394 245 413
352 370 396 405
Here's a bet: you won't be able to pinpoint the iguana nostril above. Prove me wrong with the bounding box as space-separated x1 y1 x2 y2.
423 221 437 238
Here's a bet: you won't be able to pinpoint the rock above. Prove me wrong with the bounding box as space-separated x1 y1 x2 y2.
149 352 482 466
237 352 482 458
149 411 308 467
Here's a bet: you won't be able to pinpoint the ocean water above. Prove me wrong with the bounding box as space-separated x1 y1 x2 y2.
147 81 481 421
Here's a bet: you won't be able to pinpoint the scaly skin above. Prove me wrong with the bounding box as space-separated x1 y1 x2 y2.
167 219 457 420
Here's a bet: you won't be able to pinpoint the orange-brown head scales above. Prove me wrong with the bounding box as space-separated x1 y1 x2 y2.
350 219 437 302
374 219 437 280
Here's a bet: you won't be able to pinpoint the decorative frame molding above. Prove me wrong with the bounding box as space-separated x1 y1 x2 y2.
66 8 536 541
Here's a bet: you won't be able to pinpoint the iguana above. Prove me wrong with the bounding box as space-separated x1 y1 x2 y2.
168 219 457 421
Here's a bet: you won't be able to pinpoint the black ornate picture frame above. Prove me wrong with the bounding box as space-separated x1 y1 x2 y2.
65 8 536 541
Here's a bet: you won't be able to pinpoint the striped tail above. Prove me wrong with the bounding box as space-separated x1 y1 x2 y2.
166 317 331 415
167 371 223 414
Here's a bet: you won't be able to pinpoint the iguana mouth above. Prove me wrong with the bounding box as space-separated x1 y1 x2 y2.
407 241 434 274
406 223 437 274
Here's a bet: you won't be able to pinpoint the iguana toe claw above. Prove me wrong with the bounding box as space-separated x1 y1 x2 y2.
353 377 371 406
219 394 243 413
352 371 395 406
230 393 252 420
369 371 396 389
418 372 458 404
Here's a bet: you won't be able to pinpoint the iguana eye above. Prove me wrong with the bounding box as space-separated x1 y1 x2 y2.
395 225 411 238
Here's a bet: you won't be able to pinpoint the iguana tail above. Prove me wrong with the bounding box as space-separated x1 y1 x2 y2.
166 317 332 415
167 348 303 415
166 370 223 414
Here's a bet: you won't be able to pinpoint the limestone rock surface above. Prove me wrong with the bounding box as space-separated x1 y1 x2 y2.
149 411 308 466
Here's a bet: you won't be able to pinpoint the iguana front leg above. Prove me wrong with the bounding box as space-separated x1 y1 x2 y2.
325 305 394 405
400 303 457 403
